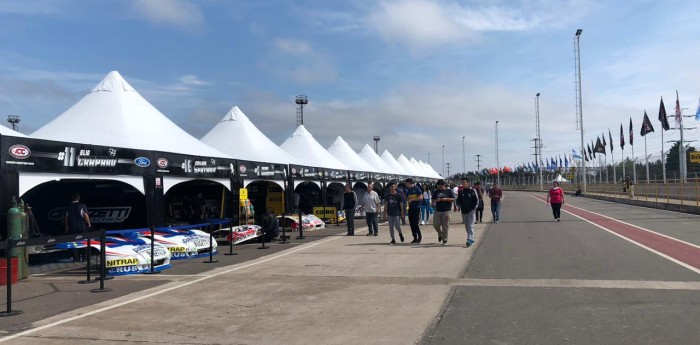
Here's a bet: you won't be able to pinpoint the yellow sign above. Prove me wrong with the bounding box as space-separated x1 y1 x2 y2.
313 206 338 222
690 151 700 163
239 188 248 200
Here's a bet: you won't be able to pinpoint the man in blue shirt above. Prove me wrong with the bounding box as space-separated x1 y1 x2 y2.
403 178 423 243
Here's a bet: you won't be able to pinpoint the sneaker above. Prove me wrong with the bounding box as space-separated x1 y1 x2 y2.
438 236 442 243
399 233 405 242
389 240 396 245
466 239 475 247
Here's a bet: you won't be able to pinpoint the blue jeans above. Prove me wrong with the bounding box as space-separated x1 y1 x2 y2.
491 201 501 221
421 200 431 222
366 212 378 234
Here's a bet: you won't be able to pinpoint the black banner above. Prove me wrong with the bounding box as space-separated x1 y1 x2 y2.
236 160 287 180
290 165 324 180
152 151 235 178
2 136 151 175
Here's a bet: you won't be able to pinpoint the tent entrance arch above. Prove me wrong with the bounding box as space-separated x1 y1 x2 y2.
294 181 321 215
164 180 231 225
22 179 146 237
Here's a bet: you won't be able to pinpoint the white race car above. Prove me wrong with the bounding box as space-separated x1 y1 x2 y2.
212 224 262 244
55 236 172 276
117 228 218 260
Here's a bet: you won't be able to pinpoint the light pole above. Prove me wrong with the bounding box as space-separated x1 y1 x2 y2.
462 136 466 176
495 120 500 185
535 93 543 190
575 28 586 193
442 145 445 177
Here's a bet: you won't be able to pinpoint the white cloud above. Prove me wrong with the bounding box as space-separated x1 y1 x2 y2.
130 0 205 30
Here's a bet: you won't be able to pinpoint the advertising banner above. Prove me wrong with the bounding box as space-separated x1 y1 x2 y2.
236 160 287 180
2 136 152 175
152 151 235 178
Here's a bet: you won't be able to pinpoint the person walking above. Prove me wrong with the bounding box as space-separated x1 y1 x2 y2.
403 178 423 243
421 187 432 225
384 182 405 244
64 191 92 262
546 181 565 222
431 179 455 245
473 181 485 223
456 178 480 247
361 184 381 236
489 182 503 223
340 183 357 236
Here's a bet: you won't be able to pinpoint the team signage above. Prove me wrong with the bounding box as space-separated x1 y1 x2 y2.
290 165 323 180
237 160 287 180
153 151 235 178
1 136 151 175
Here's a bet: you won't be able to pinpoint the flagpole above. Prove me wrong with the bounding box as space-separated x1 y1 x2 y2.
644 134 649 183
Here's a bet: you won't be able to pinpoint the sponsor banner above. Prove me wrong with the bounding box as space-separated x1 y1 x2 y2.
237 160 287 180
290 165 324 180
323 168 347 181
349 171 371 181
1 136 152 175
153 151 235 178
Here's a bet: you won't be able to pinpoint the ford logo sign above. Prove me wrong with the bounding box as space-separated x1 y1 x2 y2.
9 144 31 159
134 157 151 167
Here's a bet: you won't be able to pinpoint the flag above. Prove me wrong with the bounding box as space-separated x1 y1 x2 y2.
571 148 582 159
608 128 614 153
658 96 670 130
620 123 625 150
595 137 606 154
696 97 700 121
641 111 655 136
675 90 682 128
629 117 634 146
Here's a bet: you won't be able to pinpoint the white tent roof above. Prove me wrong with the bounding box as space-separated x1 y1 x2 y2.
419 160 440 178
381 150 409 175
397 154 423 176
327 136 373 171
201 106 298 164
358 144 394 174
280 125 348 170
31 71 228 157
409 157 431 177
0 125 27 137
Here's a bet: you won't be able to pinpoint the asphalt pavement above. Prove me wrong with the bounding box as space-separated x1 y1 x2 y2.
2 193 700 344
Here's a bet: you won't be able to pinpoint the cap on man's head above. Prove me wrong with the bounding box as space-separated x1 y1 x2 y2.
436 179 446 186
405 178 414 184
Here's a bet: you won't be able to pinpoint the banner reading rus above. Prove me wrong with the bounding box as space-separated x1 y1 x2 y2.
236 160 287 180
1 136 152 175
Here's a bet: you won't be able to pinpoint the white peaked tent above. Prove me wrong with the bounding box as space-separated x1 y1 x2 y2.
419 160 440 178
381 150 409 175
280 125 349 175
0 125 27 137
327 136 373 172
28 71 231 195
358 144 393 174
397 154 422 177
409 157 431 177
32 71 228 158
201 106 298 165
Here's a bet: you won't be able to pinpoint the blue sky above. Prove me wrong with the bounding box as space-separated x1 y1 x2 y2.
1 0 699 175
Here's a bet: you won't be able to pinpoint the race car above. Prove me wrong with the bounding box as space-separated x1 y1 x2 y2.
54 236 172 276
115 228 218 260
212 224 262 244
277 214 325 231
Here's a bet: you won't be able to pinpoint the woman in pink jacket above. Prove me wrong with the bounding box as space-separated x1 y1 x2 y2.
546 181 565 222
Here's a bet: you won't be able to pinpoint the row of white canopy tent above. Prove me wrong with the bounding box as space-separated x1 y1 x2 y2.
22 71 442 186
